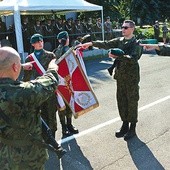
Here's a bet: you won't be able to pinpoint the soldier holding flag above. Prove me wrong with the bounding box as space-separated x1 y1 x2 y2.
53 31 79 137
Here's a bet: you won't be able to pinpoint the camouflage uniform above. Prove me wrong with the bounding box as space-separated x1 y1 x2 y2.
92 37 143 123
156 45 170 56
0 70 58 170
23 49 57 134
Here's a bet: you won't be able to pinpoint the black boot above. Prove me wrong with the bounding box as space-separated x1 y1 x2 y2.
55 146 67 159
62 124 71 137
58 111 71 137
47 133 67 159
115 121 129 138
67 117 79 134
124 123 136 141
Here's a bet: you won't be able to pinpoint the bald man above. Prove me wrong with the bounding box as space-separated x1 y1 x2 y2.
0 47 66 169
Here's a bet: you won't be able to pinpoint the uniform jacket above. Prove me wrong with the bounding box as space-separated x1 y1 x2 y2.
92 37 143 82
156 45 170 56
0 70 58 168
23 49 56 81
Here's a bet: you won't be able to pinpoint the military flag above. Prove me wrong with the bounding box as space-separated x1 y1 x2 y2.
55 47 99 118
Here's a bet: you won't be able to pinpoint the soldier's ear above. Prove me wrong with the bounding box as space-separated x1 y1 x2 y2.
12 62 20 72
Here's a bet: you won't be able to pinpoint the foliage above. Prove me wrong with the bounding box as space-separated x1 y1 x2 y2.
135 26 154 39
85 0 170 24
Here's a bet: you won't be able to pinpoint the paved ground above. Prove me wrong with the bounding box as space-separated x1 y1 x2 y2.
45 52 170 170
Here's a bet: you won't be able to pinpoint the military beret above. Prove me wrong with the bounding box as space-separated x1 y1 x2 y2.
30 34 43 44
109 48 125 56
57 31 68 40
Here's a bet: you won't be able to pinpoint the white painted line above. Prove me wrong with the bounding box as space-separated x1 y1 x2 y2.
58 95 170 144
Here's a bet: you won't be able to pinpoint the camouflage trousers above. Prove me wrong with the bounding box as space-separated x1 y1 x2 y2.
0 143 48 170
116 79 139 123
58 102 73 124
40 94 57 132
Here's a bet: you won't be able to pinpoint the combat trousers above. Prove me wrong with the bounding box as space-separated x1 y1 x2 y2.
40 94 57 132
58 102 72 123
116 79 139 123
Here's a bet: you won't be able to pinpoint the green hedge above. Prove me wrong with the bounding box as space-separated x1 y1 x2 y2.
135 24 170 42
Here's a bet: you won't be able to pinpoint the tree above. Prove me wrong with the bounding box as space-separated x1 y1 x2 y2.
85 0 168 25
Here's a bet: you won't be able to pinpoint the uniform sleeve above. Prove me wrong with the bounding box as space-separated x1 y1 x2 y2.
54 47 63 60
92 38 120 50
21 69 59 107
156 45 170 56
22 56 33 81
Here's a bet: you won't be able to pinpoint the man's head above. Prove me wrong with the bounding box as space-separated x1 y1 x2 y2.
0 47 21 80
57 31 69 46
97 18 101 23
106 16 110 21
121 20 135 39
30 33 44 50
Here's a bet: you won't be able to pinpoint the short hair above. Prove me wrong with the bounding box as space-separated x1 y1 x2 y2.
123 20 135 28
0 47 19 71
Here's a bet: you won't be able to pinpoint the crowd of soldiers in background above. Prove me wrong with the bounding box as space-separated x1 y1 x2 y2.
0 16 121 53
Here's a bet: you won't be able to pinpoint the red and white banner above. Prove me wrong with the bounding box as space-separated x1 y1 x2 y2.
55 47 99 118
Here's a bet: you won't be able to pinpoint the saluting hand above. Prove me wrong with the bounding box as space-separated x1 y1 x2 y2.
22 61 35 70
79 42 93 49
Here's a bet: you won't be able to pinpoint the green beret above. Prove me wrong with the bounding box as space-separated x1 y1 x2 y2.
109 48 124 56
57 31 68 40
30 34 43 44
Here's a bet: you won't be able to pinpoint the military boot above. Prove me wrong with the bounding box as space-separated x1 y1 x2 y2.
56 146 67 159
67 117 79 134
58 111 71 137
124 123 136 141
115 121 129 138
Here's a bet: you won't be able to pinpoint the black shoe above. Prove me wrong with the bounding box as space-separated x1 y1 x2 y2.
124 123 136 141
67 125 79 134
56 146 67 159
115 121 129 138
124 130 136 141
62 126 71 137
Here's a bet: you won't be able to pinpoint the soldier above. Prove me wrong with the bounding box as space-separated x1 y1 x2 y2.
0 19 7 41
74 19 83 38
104 16 113 40
53 31 79 137
81 20 143 140
54 18 64 36
33 19 44 35
84 18 95 42
153 21 160 41
53 18 64 48
44 19 55 49
0 46 65 169
22 17 31 53
94 17 102 40
64 18 74 45
162 22 169 44
22 34 58 138
7 24 16 50
141 43 170 56
85 18 93 34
